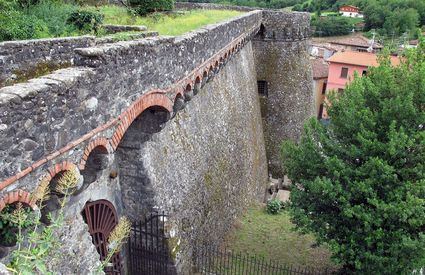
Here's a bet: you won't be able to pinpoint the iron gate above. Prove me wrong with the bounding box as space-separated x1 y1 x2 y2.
128 212 175 275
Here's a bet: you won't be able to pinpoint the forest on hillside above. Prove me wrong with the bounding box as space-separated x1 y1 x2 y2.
179 0 425 38
295 0 425 37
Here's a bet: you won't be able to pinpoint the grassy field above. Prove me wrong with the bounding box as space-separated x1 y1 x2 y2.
225 204 339 271
85 6 243 36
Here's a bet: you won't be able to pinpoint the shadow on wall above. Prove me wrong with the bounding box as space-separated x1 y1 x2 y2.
116 106 171 220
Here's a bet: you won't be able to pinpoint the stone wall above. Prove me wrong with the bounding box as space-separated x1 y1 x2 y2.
120 43 268 273
0 8 312 274
175 2 259 11
0 36 95 87
0 11 262 193
253 11 314 177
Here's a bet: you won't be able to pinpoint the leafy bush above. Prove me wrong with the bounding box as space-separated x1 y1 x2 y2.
281 42 425 273
266 199 281 215
67 10 103 34
0 9 48 41
129 0 174 16
0 204 32 246
28 0 78 37
311 16 352 37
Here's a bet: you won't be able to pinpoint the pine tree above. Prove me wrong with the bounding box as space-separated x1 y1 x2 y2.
281 38 425 273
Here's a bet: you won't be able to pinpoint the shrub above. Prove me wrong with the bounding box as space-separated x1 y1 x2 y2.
281 42 425 273
0 9 48 41
0 204 32 246
129 0 174 16
67 10 103 34
311 16 352 37
266 199 281 215
28 0 78 37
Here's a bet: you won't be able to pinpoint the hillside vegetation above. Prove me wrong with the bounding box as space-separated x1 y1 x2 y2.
0 0 242 42
293 0 424 38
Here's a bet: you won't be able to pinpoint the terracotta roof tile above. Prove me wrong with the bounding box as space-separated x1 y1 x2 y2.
327 51 400 67
330 36 383 49
311 58 329 79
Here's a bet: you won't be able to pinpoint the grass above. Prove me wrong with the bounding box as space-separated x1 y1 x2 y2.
84 5 244 36
225 203 339 271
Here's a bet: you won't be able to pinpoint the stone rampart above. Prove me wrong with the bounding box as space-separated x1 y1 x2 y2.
175 2 259 11
253 11 314 176
0 10 262 195
0 36 96 87
0 9 312 273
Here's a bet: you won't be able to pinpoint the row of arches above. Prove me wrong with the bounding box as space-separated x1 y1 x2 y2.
0 26 260 273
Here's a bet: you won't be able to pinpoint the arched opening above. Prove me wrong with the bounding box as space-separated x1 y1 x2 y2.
184 83 194 101
79 145 109 192
173 94 185 114
256 23 266 40
82 199 122 274
116 106 170 219
41 171 66 224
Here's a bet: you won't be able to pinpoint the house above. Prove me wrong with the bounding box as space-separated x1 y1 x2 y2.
309 43 338 59
339 5 363 18
322 51 400 119
330 35 383 53
311 58 329 119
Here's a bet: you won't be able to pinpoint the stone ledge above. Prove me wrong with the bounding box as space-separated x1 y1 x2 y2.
103 24 148 33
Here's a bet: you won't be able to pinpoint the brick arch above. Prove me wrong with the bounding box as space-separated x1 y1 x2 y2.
195 75 201 84
111 92 173 150
214 60 219 69
203 70 208 78
185 82 193 92
43 161 77 183
0 190 34 212
79 138 111 170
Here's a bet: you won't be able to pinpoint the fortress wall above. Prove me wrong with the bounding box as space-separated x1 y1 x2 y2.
175 2 258 11
253 11 314 177
134 42 268 273
0 36 96 87
0 11 261 193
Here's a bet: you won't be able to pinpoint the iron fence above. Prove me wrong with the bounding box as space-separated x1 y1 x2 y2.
193 245 331 275
128 212 176 275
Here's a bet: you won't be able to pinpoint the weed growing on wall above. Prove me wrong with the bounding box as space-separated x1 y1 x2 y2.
2 169 130 274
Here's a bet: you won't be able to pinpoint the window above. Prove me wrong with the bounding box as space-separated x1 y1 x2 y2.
257 80 268 97
362 70 367 76
321 82 327 95
318 104 324 119
340 67 349 78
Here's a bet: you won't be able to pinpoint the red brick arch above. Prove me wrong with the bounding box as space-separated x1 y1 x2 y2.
195 75 202 84
79 138 111 170
111 92 173 150
0 190 33 212
41 161 77 185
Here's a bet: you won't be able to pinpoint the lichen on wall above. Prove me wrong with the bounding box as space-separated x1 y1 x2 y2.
126 43 268 273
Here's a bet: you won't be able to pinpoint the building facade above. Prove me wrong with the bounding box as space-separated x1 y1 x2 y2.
339 5 363 18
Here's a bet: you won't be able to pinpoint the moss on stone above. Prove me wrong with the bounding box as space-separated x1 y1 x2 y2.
167 236 181 261
2 62 72 88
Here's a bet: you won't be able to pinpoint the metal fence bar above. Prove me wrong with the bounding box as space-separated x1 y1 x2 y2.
194 245 330 275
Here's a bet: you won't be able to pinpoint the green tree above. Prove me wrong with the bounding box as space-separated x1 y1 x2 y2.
281 40 425 273
383 8 419 36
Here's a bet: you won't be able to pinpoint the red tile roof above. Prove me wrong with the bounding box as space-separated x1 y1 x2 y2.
327 51 400 67
311 58 329 79
330 36 383 49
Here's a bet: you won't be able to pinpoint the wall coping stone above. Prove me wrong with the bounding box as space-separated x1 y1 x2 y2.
0 35 95 47
103 24 148 33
